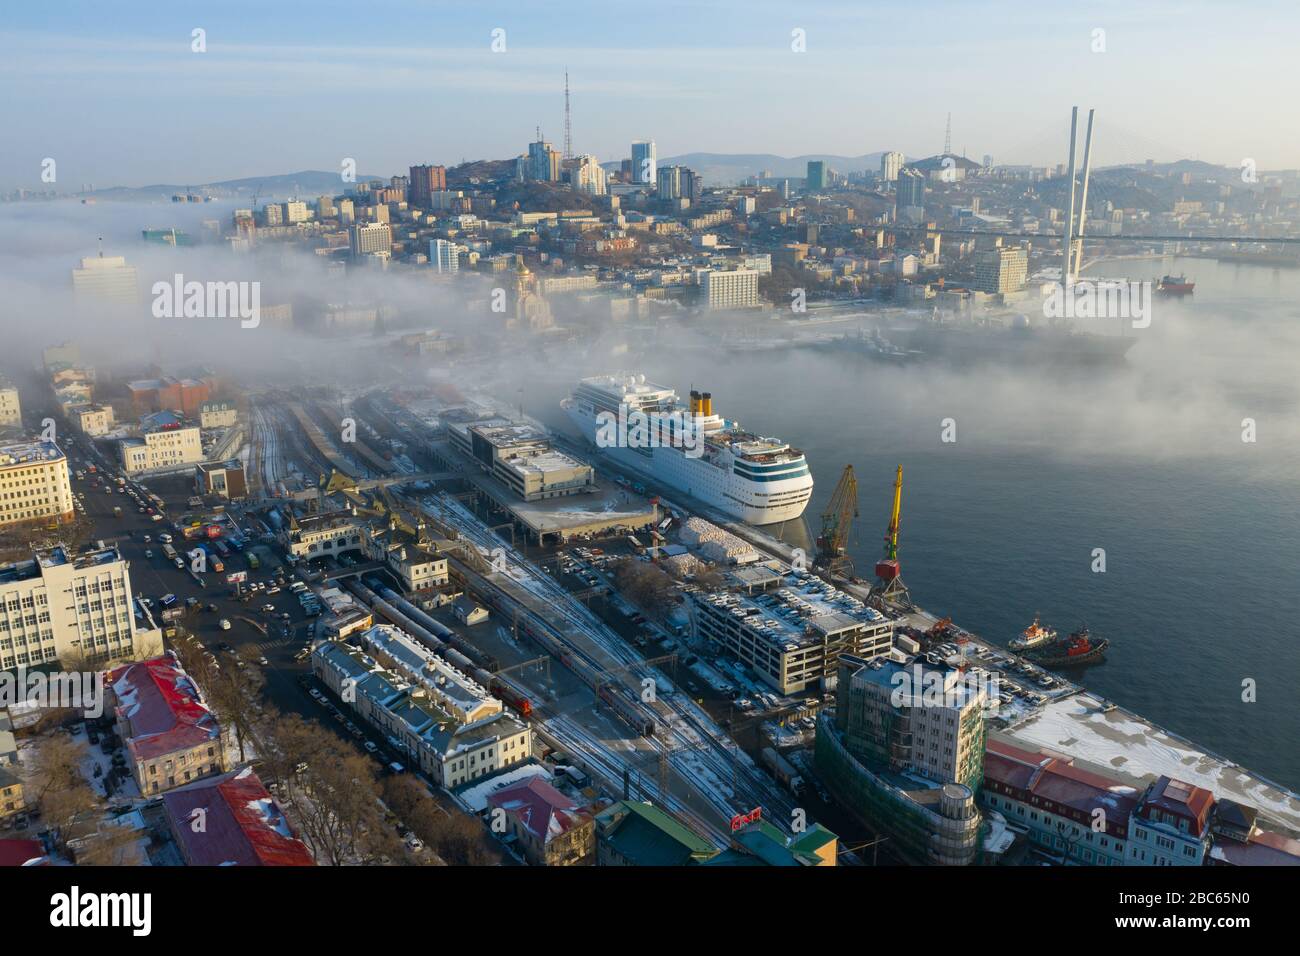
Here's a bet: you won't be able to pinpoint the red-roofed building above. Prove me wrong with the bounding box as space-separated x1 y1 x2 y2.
0 838 47 866
982 738 1140 866
486 776 595 866
106 654 231 796
1127 775 1215 866
162 767 315 866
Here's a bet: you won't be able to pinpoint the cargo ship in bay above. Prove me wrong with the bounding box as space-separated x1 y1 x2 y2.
1156 274 1195 296
1023 623 1109 669
563 373 814 525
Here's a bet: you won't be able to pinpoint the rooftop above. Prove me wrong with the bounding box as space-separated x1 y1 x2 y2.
162 767 315 866
0 439 65 468
107 654 222 761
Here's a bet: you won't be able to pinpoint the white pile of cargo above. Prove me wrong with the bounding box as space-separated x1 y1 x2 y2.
680 517 761 565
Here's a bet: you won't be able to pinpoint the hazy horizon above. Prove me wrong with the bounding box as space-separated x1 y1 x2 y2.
4 0 1299 191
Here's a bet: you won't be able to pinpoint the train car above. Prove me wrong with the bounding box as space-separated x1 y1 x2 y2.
489 680 533 719
598 685 655 737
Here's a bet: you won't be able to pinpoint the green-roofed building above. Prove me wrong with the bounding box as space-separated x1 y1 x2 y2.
704 817 838 866
595 800 718 866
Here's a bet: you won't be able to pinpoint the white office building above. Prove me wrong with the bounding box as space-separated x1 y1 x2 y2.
0 544 162 670
702 269 760 309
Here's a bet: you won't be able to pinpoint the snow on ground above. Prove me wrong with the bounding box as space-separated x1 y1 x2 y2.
1004 691 1300 832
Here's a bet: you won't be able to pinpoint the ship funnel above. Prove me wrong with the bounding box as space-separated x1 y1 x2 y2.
701 392 713 416
689 390 700 415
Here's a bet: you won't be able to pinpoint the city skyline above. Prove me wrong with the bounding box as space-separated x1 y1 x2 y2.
4 0 1300 190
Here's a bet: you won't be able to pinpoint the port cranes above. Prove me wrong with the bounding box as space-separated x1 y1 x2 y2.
814 464 858 579
869 464 913 610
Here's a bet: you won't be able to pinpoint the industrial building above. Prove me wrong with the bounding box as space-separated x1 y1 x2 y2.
449 420 595 502
690 571 894 695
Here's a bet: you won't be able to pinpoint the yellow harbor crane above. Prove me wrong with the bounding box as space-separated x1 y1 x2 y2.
869 464 913 609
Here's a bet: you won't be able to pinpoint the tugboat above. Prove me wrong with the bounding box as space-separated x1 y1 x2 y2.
1023 624 1109 669
1009 614 1057 653
1156 274 1195 296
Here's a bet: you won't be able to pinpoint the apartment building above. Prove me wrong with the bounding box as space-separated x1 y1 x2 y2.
0 544 161 670
198 399 238 430
105 654 232 796
68 403 116 437
0 382 20 429
71 254 138 302
120 411 203 476
0 440 74 530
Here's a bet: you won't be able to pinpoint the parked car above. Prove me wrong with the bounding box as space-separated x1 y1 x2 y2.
219 619 232 631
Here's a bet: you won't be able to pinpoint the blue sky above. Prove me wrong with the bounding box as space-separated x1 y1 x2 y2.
2 0 1296 189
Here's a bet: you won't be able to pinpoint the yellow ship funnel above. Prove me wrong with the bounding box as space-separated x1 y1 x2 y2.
689 390 700 415
702 392 713 416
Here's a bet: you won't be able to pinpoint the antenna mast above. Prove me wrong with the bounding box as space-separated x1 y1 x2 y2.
563 71 573 161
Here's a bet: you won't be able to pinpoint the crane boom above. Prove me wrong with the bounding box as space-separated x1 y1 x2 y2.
814 465 858 577
885 464 903 560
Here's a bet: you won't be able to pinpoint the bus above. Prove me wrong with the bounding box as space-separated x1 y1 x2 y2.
247 552 260 570
213 540 231 559
161 543 178 562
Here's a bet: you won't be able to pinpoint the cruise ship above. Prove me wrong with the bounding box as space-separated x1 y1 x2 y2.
563 374 813 525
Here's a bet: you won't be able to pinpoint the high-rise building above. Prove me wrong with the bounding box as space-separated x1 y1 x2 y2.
880 151 905 182
527 139 562 182
71 254 138 303
895 167 926 222
974 245 1028 294
349 222 391 258
262 202 283 226
806 160 828 191
569 154 607 195
702 269 760 309
0 440 74 529
283 200 309 223
317 195 336 218
0 543 161 670
656 164 681 199
408 164 448 206
813 653 986 866
431 239 459 274
631 140 657 185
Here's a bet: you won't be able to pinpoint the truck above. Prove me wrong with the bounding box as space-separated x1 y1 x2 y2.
247 552 260 570
162 543 178 562
761 747 805 796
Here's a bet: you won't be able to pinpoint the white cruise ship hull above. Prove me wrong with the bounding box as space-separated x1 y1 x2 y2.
564 403 813 525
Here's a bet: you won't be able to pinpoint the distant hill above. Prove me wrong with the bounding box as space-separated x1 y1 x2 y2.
602 151 896 186
88 170 387 202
